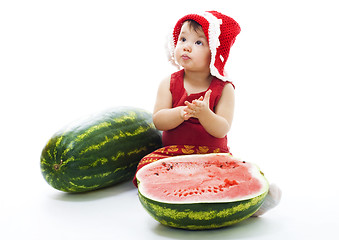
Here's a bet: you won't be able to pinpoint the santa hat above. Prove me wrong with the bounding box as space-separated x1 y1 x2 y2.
168 11 241 81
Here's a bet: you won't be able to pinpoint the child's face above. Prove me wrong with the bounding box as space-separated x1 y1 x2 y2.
174 22 211 72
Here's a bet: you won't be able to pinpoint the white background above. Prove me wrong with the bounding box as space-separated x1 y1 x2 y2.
1 0 339 239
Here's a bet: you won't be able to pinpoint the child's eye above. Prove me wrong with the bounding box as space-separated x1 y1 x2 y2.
195 40 203 46
180 37 186 42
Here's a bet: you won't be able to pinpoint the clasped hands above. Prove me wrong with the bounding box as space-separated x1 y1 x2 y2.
182 89 212 121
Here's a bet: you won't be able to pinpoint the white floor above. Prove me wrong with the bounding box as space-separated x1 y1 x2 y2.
1 1 339 239
2 175 338 240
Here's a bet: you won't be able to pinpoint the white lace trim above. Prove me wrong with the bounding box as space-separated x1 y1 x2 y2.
204 12 231 81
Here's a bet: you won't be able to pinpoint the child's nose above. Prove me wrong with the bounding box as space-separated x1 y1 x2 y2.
183 43 192 52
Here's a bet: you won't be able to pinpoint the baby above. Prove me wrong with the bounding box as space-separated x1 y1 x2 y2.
134 11 281 216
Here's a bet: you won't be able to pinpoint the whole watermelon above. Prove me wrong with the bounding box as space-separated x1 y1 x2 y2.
41 106 162 192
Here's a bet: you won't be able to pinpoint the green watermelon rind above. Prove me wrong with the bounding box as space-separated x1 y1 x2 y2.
40 106 162 193
138 190 268 230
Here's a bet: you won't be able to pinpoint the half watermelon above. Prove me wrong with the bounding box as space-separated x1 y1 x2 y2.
136 153 269 230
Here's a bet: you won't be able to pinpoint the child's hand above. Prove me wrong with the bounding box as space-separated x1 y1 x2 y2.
183 90 212 119
180 106 191 121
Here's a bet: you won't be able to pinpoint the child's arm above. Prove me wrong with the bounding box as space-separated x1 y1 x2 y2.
184 84 235 138
152 76 187 131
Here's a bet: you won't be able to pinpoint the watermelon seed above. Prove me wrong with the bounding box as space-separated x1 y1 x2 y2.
242 161 246 163
154 173 159 176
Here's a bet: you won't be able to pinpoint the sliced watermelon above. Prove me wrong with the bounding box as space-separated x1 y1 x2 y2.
136 153 269 230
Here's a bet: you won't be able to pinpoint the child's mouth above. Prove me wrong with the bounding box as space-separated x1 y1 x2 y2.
181 54 191 60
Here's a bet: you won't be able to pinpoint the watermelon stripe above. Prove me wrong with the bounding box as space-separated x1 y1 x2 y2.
61 146 72 159
68 181 100 190
113 112 137 123
79 125 152 155
47 149 53 160
61 156 75 166
127 146 147 156
157 214 251 230
78 157 108 170
53 136 63 159
111 151 125 161
79 135 112 155
70 171 113 181
113 161 139 174
75 122 112 142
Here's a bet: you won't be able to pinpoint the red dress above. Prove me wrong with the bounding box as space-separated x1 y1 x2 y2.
162 69 234 152
132 69 234 187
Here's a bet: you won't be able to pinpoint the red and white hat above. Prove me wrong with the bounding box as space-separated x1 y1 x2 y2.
168 11 241 81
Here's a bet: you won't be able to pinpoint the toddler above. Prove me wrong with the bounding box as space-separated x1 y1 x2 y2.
133 11 281 216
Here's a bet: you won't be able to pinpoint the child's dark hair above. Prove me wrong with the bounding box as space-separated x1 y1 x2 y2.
184 20 203 32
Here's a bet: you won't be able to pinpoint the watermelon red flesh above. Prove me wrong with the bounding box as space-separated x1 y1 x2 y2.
137 153 267 203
